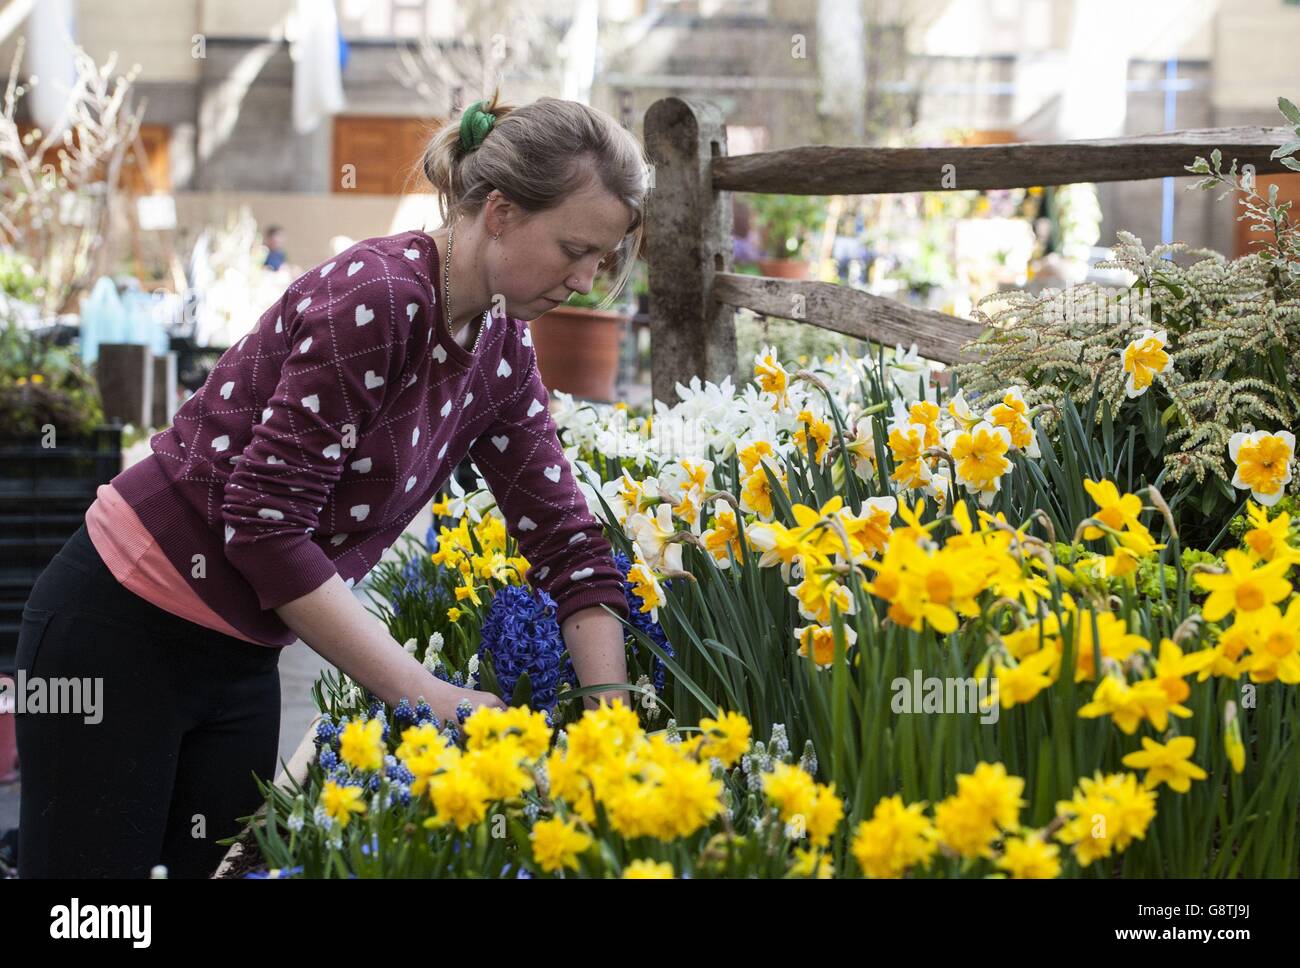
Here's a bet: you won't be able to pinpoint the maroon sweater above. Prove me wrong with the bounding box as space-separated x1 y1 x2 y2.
106 228 629 646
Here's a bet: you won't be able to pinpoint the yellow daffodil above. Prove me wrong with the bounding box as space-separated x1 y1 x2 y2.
1241 500 1300 564
1121 736 1207 793
622 859 674 879
995 834 1061 878
851 795 938 878
1194 549 1292 622
338 717 385 772
319 780 368 829
530 816 593 873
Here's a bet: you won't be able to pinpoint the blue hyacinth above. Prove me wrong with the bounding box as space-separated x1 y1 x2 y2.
612 550 675 695
477 584 577 713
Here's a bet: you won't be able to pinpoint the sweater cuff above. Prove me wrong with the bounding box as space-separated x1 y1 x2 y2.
555 583 631 627
224 534 340 612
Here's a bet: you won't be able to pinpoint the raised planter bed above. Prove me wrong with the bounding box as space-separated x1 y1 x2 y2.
212 713 321 879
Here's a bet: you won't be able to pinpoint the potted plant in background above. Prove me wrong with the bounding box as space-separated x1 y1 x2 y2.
527 271 632 404
750 192 828 280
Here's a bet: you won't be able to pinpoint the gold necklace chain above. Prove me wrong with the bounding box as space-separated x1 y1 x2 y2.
443 221 488 356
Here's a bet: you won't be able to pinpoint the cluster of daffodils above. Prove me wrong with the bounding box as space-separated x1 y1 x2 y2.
884 385 1040 509
291 700 868 878
427 489 531 612
849 761 1156 878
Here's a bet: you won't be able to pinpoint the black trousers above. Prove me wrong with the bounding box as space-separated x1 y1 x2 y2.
14 522 282 878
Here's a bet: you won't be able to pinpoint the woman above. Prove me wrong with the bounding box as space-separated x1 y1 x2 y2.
16 90 647 878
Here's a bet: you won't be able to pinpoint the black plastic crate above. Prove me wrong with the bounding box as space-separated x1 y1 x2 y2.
0 424 122 672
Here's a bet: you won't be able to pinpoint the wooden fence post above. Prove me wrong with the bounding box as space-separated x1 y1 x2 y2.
644 96 737 405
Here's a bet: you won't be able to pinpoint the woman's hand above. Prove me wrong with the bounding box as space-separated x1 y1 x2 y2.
426 680 508 724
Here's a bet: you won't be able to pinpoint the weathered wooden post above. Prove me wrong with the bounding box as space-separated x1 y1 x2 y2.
643 97 737 405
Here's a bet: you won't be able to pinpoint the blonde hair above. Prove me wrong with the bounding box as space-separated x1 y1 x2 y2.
416 88 649 311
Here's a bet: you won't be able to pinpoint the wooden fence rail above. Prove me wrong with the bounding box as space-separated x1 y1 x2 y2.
643 95 1294 402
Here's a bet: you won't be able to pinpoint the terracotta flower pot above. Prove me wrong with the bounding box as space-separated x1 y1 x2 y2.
526 305 629 403
756 257 812 280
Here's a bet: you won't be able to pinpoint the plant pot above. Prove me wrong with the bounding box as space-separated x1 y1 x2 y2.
757 257 812 280
526 305 629 403
0 424 123 672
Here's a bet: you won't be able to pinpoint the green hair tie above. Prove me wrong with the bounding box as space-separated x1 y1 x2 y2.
459 99 495 152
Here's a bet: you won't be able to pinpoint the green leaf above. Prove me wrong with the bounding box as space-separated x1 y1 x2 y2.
1279 96 1300 128
509 670 532 708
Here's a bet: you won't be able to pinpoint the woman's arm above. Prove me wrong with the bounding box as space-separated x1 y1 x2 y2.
276 572 506 721
562 605 631 711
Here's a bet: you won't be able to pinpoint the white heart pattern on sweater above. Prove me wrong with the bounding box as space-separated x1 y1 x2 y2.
403 248 419 260
350 504 370 521
411 427 420 447
432 343 447 364
297 296 311 312
301 394 319 413
440 399 452 417
491 435 509 452
497 358 512 378
526 399 544 418
275 316 282 333
406 302 418 320
323 443 341 459
262 407 273 422
219 381 234 399
571 568 594 581
259 508 284 521
355 304 374 326
320 261 336 277
225 525 235 543
543 464 561 482
568 532 588 545
330 533 347 546
348 260 364 276
299 336 312 354
211 435 229 452
518 515 537 531
405 475 417 492
351 457 372 473
364 369 384 389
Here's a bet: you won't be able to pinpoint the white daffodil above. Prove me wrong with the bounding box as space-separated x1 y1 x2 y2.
1122 328 1170 398
625 502 684 572
1229 429 1295 507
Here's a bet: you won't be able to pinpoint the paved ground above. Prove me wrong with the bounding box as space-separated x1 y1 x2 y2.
0 501 432 841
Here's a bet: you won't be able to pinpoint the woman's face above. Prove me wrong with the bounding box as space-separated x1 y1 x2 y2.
483 179 635 319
